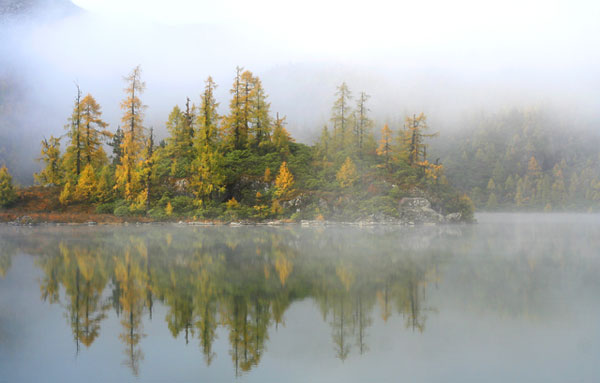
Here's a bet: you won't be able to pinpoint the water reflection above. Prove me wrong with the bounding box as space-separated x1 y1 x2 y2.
1 216 600 379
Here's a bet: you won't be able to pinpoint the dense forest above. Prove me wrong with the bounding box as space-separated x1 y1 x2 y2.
0 66 473 222
433 109 600 211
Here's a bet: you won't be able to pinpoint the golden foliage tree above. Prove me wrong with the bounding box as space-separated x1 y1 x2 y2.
75 163 97 201
274 161 295 200
376 123 393 168
0 165 17 207
35 136 63 186
80 94 110 170
115 66 146 200
403 113 437 166
336 157 358 188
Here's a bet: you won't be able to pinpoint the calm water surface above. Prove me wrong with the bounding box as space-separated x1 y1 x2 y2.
0 213 599 382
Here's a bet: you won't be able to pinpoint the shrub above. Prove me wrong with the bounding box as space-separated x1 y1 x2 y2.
95 202 115 214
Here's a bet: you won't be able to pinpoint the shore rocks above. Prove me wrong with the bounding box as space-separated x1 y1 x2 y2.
398 198 445 224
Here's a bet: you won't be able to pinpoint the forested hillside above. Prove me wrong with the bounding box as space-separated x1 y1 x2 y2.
433 109 600 211
0 66 473 222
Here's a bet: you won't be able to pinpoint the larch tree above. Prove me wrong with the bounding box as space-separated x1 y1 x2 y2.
250 75 272 148
354 92 374 156
80 94 110 170
75 163 98 202
274 161 295 200
330 82 353 151
35 136 63 186
376 124 393 169
0 165 17 207
63 84 84 180
165 105 194 178
224 66 245 149
336 157 358 189
192 77 225 204
272 113 293 155
196 76 220 148
403 113 437 166
115 66 146 200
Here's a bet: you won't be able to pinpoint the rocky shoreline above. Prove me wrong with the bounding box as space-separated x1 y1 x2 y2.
2 198 469 227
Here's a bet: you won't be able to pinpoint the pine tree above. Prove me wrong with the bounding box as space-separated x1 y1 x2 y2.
274 162 294 200
115 66 146 200
35 136 63 186
336 157 358 189
0 165 17 207
109 126 124 165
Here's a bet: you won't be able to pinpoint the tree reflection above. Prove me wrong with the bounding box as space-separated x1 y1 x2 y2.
17 226 463 375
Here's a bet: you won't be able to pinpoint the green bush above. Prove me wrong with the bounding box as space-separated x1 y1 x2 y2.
95 202 115 214
148 207 167 220
114 205 131 217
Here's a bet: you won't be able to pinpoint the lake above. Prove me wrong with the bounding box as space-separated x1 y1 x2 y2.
1 213 599 382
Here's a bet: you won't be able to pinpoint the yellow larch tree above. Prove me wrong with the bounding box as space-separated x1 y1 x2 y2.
376 123 393 168
115 66 146 200
336 156 358 189
274 161 295 200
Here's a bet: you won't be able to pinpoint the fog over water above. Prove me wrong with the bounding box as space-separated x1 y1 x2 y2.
0 213 599 381
1 0 600 181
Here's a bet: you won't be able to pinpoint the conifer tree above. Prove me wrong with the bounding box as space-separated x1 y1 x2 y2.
224 67 246 149
197 77 220 147
75 163 97 202
109 126 124 166
274 162 294 200
272 114 292 155
330 82 353 150
115 66 146 200
63 84 83 179
336 157 358 189
250 76 272 147
354 92 373 155
376 124 393 169
80 94 110 170
403 113 437 166
35 136 63 186
0 165 16 207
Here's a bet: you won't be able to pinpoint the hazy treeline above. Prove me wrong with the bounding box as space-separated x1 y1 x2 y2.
433 109 600 211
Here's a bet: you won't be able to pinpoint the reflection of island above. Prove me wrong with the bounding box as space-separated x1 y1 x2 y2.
2 223 578 376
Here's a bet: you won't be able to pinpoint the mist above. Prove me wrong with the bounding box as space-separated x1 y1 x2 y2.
1 0 600 183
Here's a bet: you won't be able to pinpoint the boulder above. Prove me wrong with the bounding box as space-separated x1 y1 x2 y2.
398 198 445 224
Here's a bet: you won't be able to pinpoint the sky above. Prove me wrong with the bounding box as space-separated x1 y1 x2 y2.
1 0 599 180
